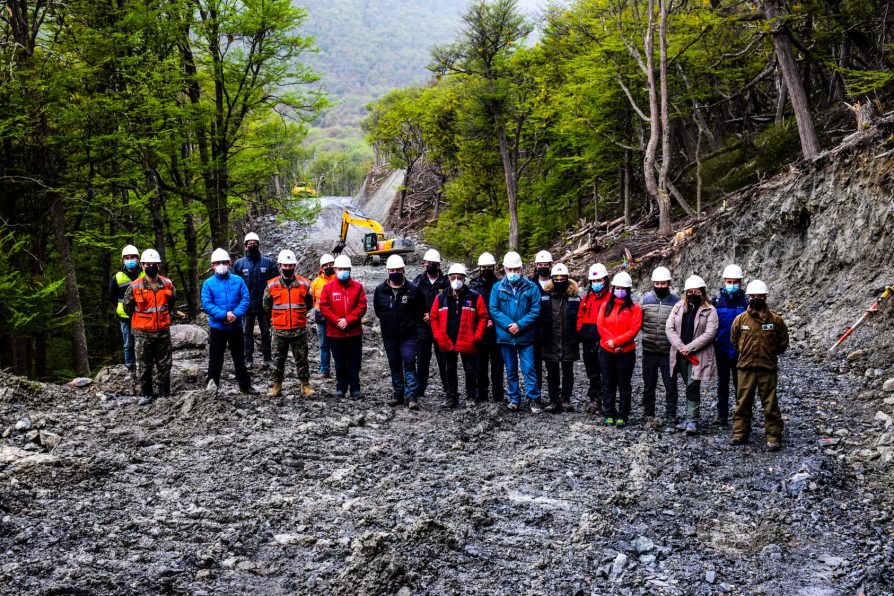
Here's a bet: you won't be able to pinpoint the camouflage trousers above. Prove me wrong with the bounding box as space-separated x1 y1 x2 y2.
272 329 309 383
134 330 172 391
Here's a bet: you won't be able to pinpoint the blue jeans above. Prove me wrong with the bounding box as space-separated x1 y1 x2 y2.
500 344 540 405
316 322 331 373
119 319 135 365
384 337 418 400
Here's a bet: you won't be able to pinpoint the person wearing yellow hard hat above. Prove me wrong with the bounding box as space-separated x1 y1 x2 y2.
109 244 144 373
310 253 337 378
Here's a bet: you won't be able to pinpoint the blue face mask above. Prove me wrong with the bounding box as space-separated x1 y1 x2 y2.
725 284 740 293
124 259 138 270
337 270 350 282
591 282 605 293
506 272 520 283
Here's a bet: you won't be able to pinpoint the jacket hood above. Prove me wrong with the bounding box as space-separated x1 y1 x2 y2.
544 279 579 296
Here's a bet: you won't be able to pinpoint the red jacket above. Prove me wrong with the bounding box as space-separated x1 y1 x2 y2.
430 289 488 354
576 289 610 343
319 278 367 338
596 299 643 353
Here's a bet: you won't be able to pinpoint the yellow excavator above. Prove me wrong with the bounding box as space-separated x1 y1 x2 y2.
332 210 416 258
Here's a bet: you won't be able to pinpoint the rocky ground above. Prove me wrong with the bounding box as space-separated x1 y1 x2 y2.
2 198 894 595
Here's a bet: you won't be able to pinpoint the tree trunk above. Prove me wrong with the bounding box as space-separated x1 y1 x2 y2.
496 124 520 251
775 69 788 124
695 128 703 216
623 151 631 227
50 195 90 376
641 0 671 236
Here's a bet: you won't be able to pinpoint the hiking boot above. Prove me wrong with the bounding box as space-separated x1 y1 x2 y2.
615 418 628 428
562 401 575 413
159 383 171 400
245 359 254 369
604 417 615 426
335 390 346 399
685 421 698 435
441 399 458 410
320 371 332 379
729 437 748 446
138 394 155 406
676 420 689 432
240 386 260 395
206 379 219 394
267 382 282 398
507 402 519 411
407 400 419 411
300 381 316 397
388 396 405 407
715 417 729 427
530 401 543 414
766 440 781 452
350 390 363 400
544 403 560 413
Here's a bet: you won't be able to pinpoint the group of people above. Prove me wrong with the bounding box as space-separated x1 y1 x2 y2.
110 236 790 449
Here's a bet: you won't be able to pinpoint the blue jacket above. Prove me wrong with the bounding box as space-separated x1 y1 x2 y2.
233 254 277 313
489 276 541 346
201 273 250 330
713 288 748 359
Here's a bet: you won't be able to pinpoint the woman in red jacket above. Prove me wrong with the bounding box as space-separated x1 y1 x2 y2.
576 263 611 413
319 255 368 399
596 271 643 427
430 264 488 408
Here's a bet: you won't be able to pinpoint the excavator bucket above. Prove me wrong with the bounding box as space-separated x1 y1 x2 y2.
332 240 347 255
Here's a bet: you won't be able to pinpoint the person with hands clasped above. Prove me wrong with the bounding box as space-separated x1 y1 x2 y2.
596 271 642 427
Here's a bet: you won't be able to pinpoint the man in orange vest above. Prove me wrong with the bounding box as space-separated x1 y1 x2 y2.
262 249 315 398
122 248 176 406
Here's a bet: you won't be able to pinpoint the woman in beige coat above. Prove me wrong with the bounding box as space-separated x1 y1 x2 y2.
665 275 719 434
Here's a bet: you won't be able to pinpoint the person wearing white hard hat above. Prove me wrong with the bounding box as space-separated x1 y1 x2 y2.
595 271 642 427
319 254 368 398
577 263 611 413
489 251 542 412
469 252 504 403
712 264 748 426
430 263 489 408
529 250 554 392
109 244 144 373
202 248 258 395
666 275 719 435
730 280 789 451
122 248 175 405
310 253 337 378
262 250 315 398
413 248 448 399
233 232 278 369
374 254 425 409
639 266 680 422
537 263 581 413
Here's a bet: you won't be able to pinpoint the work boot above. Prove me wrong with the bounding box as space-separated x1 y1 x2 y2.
766 439 781 452
240 385 260 395
685 421 698 435
407 399 419 411
676 420 689 432
441 399 458 411
159 383 171 400
300 380 315 397
729 437 748 446
388 395 405 407
544 402 560 413
335 390 346 399
562 401 575 413
206 379 219 394
138 385 154 406
529 401 543 414
268 382 282 398
350 390 363 400
507 402 519 411
126 363 136 376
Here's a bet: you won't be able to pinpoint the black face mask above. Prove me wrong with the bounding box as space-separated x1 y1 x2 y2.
654 287 670 299
389 272 404 285
247 245 260 256
537 267 551 278
144 265 159 278
553 281 569 294
749 298 767 311
481 270 496 282
281 268 295 278
426 263 440 276
323 267 335 276
688 294 702 307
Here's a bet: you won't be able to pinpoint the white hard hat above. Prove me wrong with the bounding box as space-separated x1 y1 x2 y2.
684 275 707 291
334 255 352 269
447 263 468 277
140 249 161 263
277 249 297 265
503 251 523 268
385 255 405 269
722 264 744 279
211 248 230 263
745 279 769 295
319 253 335 266
535 250 553 263
588 263 609 280
422 249 441 263
122 245 139 258
550 263 569 277
477 252 497 266
651 266 672 282
611 271 633 288
244 232 260 244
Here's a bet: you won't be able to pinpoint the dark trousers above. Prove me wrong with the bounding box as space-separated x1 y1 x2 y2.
329 334 362 394
417 336 447 397
384 337 418 400
533 341 543 390
475 342 504 402
545 360 575 404
716 349 739 420
208 327 252 390
642 350 678 418
444 351 477 404
581 342 602 402
599 348 636 419
242 310 272 361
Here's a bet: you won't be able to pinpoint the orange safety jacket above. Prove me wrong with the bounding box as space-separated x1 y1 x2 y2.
268 275 312 330
130 276 174 333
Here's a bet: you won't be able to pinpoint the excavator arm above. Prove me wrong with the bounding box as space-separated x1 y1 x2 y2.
333 210 386 254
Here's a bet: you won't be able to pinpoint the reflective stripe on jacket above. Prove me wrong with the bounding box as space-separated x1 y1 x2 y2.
267 276 312 330
430 288 488 354
129 276 174 332
111 269 143 319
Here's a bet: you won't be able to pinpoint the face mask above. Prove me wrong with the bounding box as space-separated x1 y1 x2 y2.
281 268 295 278
450 279 464 291
214 264 229 276
725 283 740 293
553 280 568 293
482 270 496 282
654 287 670 299
337 270 350 282
591 282 605 293
537 267 550 278
426 263 440 276
247 245 260 256
124 259 138 270
389 272 404 285
688 294 702 307
506 272 520 284
613 289 628 299
144 265 159 278
323 267 335 276
749 298 767 310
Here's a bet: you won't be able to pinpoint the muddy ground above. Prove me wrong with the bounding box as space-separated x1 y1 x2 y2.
2 202 894 595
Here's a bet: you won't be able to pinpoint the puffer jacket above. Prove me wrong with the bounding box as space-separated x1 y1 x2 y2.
489 276 542 346
430 287 488 354
596 299 643 353
665 300 719 381
201 272 250 331
538 280 581 362
577 287 611 344
233 253 277 313
713 288 748 359
730 307 789 370
640 291 680 353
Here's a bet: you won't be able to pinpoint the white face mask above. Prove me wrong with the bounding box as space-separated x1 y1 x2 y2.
214 264 229 275
450 279 464 291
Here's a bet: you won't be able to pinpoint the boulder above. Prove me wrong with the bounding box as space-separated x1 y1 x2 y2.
170 324 208 350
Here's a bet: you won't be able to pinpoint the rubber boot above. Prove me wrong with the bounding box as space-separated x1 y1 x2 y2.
300 380 315 397
268 382 282 398
159 383 171 399
138 383 155 406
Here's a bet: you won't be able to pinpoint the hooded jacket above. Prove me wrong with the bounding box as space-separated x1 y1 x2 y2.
538 280 581 362
201 272 250 331
665 300 720 381
576 287 611 344
489 275 541 346
596 298 643 353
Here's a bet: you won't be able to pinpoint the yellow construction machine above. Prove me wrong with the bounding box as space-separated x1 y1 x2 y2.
332 210 416 258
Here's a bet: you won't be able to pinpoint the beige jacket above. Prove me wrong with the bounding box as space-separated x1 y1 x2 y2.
665 301 719 381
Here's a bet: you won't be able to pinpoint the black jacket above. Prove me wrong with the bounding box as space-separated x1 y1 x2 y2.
537 280 581 362
373 280 425 340
233 253 278 313
412 272 448 340
470 274 500 345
